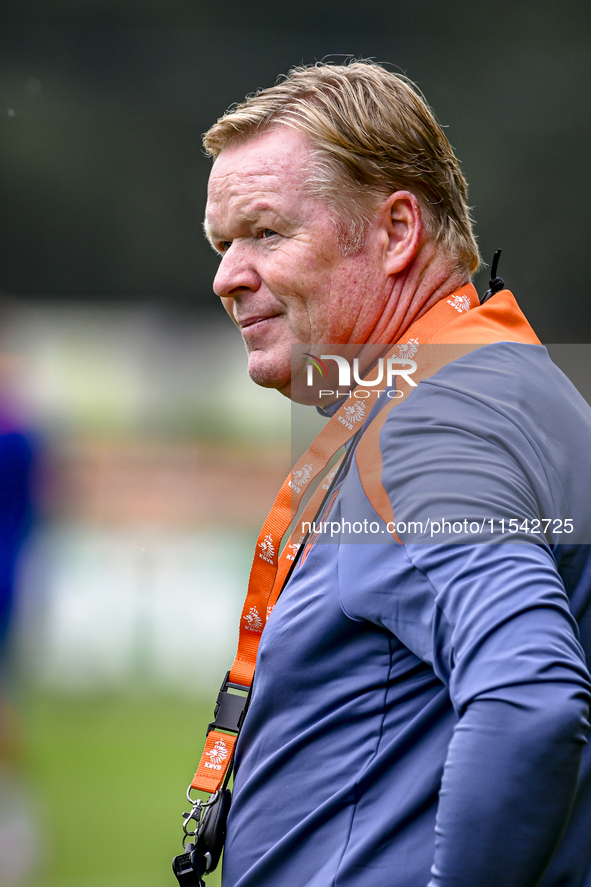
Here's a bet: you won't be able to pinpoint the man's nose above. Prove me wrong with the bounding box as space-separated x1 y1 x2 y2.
213 243 261 299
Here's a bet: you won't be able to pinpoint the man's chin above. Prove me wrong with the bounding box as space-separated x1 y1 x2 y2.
246 353 291 393
246 352 325 404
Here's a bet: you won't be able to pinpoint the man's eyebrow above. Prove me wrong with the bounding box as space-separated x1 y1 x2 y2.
203 205 283 244
202 219 223 254
202 218 213 242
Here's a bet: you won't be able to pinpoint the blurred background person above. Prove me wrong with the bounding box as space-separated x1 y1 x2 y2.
0 357 38 887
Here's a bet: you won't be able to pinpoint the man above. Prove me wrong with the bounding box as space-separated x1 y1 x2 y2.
202 61 591 886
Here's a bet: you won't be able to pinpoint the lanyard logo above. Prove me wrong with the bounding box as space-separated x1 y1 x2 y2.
395 337 419 358
258 534 276 565
446 294 471 313
285 542 301 561
338 401 367 430
243 606 263 632
290 463 314 494
205 738 230 770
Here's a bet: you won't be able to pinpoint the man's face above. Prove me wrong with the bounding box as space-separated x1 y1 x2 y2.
204 127 389 399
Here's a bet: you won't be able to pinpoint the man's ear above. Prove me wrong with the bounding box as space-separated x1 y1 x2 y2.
381 190 423 274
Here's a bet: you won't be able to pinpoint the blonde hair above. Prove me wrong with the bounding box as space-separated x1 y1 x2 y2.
204 60 480 274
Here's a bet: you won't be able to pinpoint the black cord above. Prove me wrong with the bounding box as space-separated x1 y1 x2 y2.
480 249 505 304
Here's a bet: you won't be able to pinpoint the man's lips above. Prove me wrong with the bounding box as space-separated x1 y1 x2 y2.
237 314 279 330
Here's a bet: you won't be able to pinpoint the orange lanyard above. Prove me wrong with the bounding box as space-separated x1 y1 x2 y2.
191 380 384 793
187 283 491 796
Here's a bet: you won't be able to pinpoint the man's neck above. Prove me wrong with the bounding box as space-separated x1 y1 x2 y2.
367 249 470 345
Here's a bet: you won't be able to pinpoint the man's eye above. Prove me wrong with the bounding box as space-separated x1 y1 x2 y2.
261 229 277 239
218 241 232 254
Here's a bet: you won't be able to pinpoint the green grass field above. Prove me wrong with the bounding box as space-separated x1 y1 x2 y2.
17 690 222 887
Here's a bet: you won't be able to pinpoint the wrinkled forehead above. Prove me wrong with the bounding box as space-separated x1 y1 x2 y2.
205 127 319 231
207 127 315 198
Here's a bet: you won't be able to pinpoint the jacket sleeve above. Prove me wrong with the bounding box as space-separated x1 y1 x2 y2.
404 541 591 887
366 348 591 885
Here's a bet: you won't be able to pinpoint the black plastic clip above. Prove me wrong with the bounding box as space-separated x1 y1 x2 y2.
207 672 250 735
480 249 505 304
172 847 205 886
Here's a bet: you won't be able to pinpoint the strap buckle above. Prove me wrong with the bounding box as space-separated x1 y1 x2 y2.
207 672 250 736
